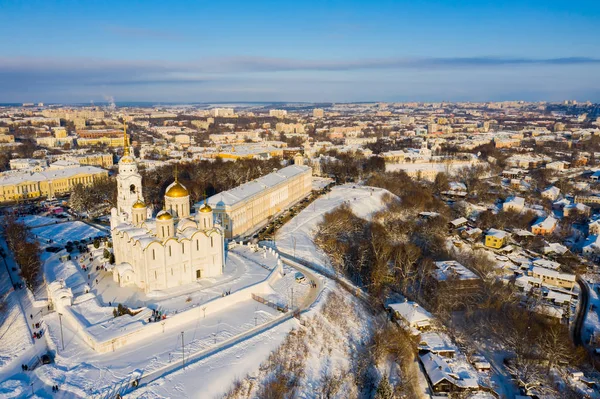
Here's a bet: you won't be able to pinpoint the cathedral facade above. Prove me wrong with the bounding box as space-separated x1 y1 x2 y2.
110 125 225 293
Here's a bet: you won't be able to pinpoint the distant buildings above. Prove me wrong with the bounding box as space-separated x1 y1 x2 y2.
210 108 235 117
269 109 288 118
0 165 108 202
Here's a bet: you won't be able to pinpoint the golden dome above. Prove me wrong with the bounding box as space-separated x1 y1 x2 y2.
199 203 212 213
132 199 146 209
156 210 173 220
165 182 189 198
120 155 135 164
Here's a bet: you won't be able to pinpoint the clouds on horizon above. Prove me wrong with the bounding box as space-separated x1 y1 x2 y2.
1 55 599 102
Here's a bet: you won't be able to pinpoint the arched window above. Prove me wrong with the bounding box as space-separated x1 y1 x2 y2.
152 249 155 260
211 236 213 247
130 184 136 194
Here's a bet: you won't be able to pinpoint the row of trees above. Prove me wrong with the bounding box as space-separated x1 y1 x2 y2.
3 212 42 290
69 177 117 217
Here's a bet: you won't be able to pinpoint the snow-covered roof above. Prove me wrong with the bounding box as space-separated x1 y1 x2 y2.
543 242 569 255
513 228 534 237
531 266 575 282
0 165 106 185
504 196 525 207
434 260 479 281
450 217 468 227
532 215 557 230
388 301 433 327
532 258 561 270
420 352 454 386
206 165 311 208
486 228 508 239
542 186 560 197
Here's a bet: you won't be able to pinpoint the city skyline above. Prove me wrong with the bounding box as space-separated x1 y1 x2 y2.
1 0 600 102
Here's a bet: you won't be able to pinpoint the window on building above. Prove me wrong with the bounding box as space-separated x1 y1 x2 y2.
182 243 185 254
211 236 213 247
169 246 172 257
130 184 136 194
152 249 155 260
154 270 157 279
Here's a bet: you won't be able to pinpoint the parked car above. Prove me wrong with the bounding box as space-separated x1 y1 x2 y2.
295 272 306 283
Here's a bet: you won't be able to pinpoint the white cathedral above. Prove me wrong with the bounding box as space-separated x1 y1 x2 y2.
110 126 225 293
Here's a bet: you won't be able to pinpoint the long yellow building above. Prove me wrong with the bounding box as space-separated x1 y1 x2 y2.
0 166 108 202
205 161 312 238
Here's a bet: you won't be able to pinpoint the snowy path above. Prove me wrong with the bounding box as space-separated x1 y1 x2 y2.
275 184 390 271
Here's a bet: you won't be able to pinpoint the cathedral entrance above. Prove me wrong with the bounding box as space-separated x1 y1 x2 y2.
196 269 202 279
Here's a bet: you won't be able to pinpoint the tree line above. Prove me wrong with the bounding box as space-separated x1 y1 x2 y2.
3 212 42 290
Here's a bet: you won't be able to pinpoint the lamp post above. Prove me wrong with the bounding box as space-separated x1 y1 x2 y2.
58 313 64 351
181 331 185 368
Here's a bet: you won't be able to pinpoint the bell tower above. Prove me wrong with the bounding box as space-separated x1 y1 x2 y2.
116 122 143 222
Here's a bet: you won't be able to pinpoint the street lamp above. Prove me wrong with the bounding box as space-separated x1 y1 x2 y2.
181 331 185 368
58 313 64 351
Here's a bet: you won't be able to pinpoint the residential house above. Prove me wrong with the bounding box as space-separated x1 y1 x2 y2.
531 215 558 235
529 266 576 290
388 301 433 332
541 186 560 201
485 228 509 249
419 352 479 394
503 196 525 212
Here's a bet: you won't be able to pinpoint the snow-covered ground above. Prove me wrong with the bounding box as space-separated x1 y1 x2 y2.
48 245 277 313
0 264 33 372
31 221 104 246
0 240 323 398
275 184 392 270
18 214 63 228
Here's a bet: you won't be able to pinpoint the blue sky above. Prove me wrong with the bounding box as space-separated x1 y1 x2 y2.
1 0 599 103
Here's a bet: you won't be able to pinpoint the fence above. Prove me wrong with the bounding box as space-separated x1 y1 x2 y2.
252 293 288 313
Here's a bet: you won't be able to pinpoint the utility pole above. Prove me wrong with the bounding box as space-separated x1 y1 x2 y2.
181 331 184 368
58 313 64 351
292 236 296 259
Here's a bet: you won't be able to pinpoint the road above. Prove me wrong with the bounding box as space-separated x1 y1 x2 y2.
574 276 590 347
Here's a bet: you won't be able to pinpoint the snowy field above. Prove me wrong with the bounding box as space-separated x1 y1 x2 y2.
31 221 104 245
18 214 63 228
275 184 392 270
